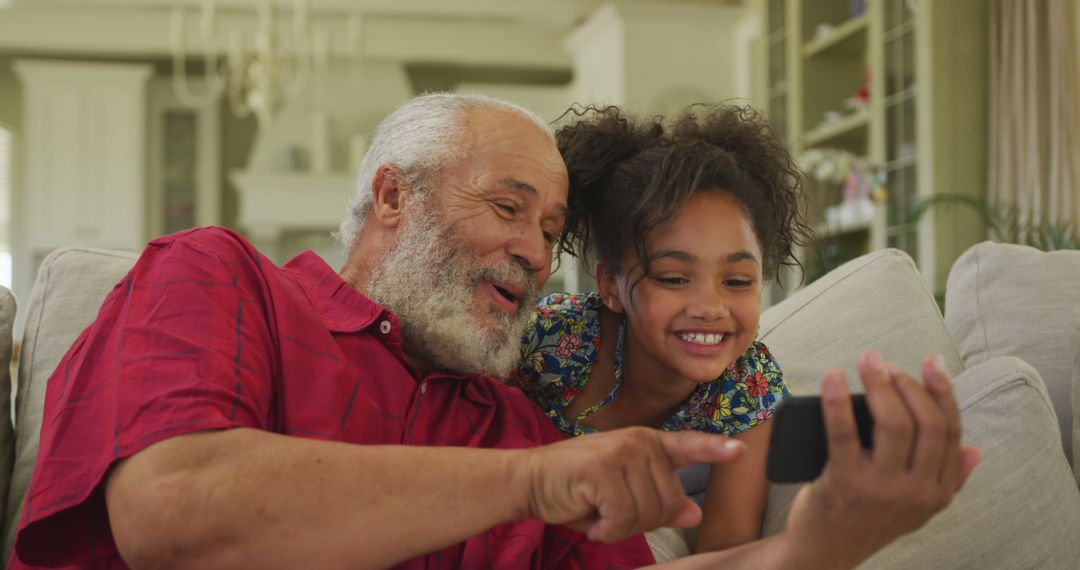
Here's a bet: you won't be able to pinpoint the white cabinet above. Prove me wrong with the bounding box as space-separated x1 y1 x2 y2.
12 59 153 319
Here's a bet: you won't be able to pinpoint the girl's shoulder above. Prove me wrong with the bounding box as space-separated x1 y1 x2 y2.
524 291 603 339
513 291 606 435
665 340 792 435
535 290 605 316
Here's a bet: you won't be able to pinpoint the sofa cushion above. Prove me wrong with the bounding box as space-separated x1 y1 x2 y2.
756 248 964 548
0 289 16 534
1073 307 1080 486
862 357 1079 567
1 247 137 562
945 241 1080 465
759 357 1080 566
760 248 964 395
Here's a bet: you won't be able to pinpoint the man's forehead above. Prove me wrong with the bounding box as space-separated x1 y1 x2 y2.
459 108 567 199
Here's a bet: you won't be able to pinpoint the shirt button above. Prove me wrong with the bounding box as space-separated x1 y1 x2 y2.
379 320 392 334
420 382 428 394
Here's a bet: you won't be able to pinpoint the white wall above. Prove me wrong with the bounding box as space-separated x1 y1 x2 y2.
562 1 753 118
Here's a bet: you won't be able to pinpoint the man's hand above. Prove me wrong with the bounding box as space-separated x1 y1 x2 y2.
517 427 747 543
783 350 981 568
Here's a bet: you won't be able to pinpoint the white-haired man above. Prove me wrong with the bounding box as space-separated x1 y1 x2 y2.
13 94 978 569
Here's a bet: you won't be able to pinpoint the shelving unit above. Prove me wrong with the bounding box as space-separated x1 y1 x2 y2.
758 0 990 297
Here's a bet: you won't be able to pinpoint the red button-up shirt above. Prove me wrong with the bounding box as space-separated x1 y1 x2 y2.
13 227 654 569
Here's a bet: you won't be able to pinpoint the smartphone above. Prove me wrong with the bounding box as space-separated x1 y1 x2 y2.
765 394 874 484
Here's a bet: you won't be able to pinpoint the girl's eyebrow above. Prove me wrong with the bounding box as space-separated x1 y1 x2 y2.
652 249 760 265
726 251 760 265
652 250 698 263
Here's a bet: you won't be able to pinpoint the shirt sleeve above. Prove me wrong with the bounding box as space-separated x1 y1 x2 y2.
544 527 656 569
15 228 279 566
713 341 791 435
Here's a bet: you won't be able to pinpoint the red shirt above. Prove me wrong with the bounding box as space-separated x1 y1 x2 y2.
13 227 654 569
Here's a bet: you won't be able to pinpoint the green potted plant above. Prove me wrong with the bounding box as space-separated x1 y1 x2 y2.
910 194 1080 251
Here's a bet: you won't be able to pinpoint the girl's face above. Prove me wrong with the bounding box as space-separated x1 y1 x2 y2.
599 191 763 384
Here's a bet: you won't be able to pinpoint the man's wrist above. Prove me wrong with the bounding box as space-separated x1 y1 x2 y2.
503 447 540 523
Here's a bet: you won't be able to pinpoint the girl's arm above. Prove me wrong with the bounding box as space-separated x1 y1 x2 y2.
693 421 774 553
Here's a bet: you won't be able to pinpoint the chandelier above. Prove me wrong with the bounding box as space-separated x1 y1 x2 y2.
170 0 359 129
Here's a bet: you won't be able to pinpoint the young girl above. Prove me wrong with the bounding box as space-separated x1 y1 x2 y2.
513 104 812 554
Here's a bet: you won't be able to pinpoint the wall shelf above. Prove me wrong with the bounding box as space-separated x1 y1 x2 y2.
802 13 869 59
802 107 869 148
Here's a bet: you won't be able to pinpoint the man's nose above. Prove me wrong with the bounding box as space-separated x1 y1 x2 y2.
507 227 550 280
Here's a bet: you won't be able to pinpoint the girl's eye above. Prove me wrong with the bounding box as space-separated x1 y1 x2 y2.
726 279 754 288
542 231 555 245
657 277 689 286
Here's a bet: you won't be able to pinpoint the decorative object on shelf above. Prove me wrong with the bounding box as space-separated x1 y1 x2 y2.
800 148 885 227
278 144 307 172
814 23 837 42
169 0 363 129
819 65 871 129
850 0 868 18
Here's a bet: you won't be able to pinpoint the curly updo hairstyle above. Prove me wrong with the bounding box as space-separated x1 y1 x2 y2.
555 104 812 289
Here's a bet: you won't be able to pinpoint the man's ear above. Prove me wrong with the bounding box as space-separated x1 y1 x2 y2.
369 164 413 229
596 263 626 314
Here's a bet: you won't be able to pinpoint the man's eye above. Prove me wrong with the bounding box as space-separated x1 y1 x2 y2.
496 203 518 215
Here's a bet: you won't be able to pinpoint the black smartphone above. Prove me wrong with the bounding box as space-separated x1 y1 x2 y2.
765 394 874 484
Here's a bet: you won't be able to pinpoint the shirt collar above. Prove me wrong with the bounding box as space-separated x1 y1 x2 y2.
283 251 501 396
283 250 388 334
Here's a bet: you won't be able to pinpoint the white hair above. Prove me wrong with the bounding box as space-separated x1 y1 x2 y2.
335 92 554 252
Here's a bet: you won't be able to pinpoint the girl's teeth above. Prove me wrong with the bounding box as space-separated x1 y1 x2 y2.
679 332 725 345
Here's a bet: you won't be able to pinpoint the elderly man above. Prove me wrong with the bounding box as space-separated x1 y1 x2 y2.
13 94 977 569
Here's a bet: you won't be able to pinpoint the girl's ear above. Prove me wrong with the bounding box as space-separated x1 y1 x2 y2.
596 262 626 314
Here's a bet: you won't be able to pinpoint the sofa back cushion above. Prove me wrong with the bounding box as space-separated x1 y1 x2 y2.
757 248 965 539
945 241 1080 467
2 248 137 562
759 248 964 396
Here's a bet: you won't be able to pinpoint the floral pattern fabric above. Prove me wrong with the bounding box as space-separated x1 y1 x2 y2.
514 291 791 437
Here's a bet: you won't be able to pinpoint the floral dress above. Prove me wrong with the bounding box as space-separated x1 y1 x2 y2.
514 291 790 437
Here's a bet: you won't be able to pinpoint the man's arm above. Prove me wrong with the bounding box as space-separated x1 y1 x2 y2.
107 430 529 569
106 424 746 569
650 350 981 570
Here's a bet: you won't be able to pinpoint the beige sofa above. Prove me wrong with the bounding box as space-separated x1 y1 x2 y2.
0 242 1078 568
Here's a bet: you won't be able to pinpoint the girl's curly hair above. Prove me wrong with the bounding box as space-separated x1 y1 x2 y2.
555 103 813 288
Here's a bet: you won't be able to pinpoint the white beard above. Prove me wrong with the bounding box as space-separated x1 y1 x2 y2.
364 200 539 379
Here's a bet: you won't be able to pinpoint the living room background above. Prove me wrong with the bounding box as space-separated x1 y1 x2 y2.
0 0 1076 338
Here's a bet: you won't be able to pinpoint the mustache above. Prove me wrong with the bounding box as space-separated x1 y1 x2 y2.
469 261 539 314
